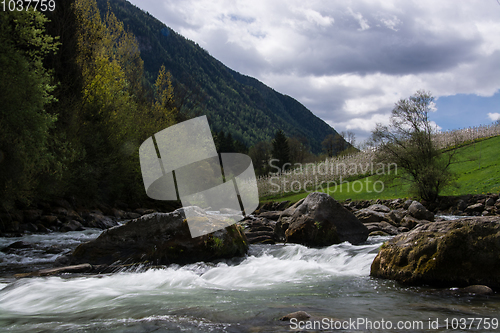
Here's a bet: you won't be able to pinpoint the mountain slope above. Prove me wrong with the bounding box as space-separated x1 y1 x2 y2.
97 0 339 153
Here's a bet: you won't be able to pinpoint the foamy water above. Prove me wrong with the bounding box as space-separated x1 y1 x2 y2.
0 231 498 332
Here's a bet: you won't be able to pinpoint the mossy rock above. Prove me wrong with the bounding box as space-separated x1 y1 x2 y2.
69 208 248 266
371 216 500 289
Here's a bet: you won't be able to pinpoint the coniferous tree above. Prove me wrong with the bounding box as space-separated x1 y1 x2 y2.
272 130 290 171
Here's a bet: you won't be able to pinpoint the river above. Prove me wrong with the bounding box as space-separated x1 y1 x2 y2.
0 228 498 332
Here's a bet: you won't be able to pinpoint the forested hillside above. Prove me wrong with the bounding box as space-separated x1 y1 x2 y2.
0 0 343 211
0 0 180 208
94 0 339 153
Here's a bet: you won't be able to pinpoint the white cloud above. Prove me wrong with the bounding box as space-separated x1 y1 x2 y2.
128 0 500 140
488 112 500 121
347 7 370 31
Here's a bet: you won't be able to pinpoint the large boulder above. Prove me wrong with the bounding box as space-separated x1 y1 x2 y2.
354 206 390 223
67 207 248 266
284 192 369 246
371 216 500 289
408 201 434 221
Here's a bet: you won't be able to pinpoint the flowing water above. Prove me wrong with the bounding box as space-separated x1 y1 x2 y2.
0 229 499 332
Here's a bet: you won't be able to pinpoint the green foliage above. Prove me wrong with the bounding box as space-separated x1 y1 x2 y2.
94 0 337 154
248 141 272 176
213 130 247 153
262 135 500 203
60 0 178 203
371 91 456 201
152 65 177 126
0 9 59 207
272 129 291 171
0 0 341 209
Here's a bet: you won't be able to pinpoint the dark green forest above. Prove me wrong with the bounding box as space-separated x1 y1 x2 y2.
0 0 341 210
94 0 339 153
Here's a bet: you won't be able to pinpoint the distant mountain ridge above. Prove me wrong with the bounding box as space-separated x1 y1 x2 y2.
96 0 339 153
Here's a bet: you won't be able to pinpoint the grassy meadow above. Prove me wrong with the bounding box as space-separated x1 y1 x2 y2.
260 135 500 203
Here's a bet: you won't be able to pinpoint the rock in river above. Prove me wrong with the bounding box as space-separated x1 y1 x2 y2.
67 207 248 266
284 192 369 246
371 216 500 289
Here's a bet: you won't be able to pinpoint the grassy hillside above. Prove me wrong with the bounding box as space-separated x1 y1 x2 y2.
262 135 500 203
96 0 340 153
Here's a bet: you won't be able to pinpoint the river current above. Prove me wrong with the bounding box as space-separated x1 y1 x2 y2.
0 228 498 332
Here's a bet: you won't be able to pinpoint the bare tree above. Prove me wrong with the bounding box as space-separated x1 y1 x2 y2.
288 137 311 164
371 90 456 201
248 141 272 175
346 131 356 147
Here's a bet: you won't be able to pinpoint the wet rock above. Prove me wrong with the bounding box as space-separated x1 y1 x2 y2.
279 199 306 219
482 209 494 216
274 220 288 242
366 221 400 235
1 241 32 253
403 200 413 209
68 207 248 266
16 264 94 277
388 209 406 225
285 192 368 246
466 203 485 214
355 208 389 223
53 207 68 216
36 224 50 233
244 222 276 244
243 218 278 244
21 223 38 233
369 230 390 236
85 214 117 229
364 222 400 235
41 215 59 226
461 285 493 295
408 201 434 221
60 220 84 232
390 198 404 208
399 215 430 230
275 201 291 211
367 204 391 213
485 198 495 207
456 199 468 212
257 211 282 221
135 208 156 215
111 208 126 220
44 244 65 255
53 199 73 210
371 216 500 289
126 212 141 219
245 232 275 244
280 311 311 321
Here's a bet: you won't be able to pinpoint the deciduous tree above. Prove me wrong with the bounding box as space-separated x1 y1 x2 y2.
371 90 455 201
0 9 59 207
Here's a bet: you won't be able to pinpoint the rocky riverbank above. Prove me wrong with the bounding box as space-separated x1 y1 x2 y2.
2 192 499 288
0 198 181 236
243 192 500 291
243 193 500 245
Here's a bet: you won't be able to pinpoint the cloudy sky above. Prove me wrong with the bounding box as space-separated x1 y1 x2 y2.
128 0 500 143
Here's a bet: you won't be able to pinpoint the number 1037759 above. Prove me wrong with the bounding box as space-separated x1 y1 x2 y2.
1 0 56 12
444 318 498 330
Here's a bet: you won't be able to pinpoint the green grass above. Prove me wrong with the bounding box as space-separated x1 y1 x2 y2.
261 135 500 203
